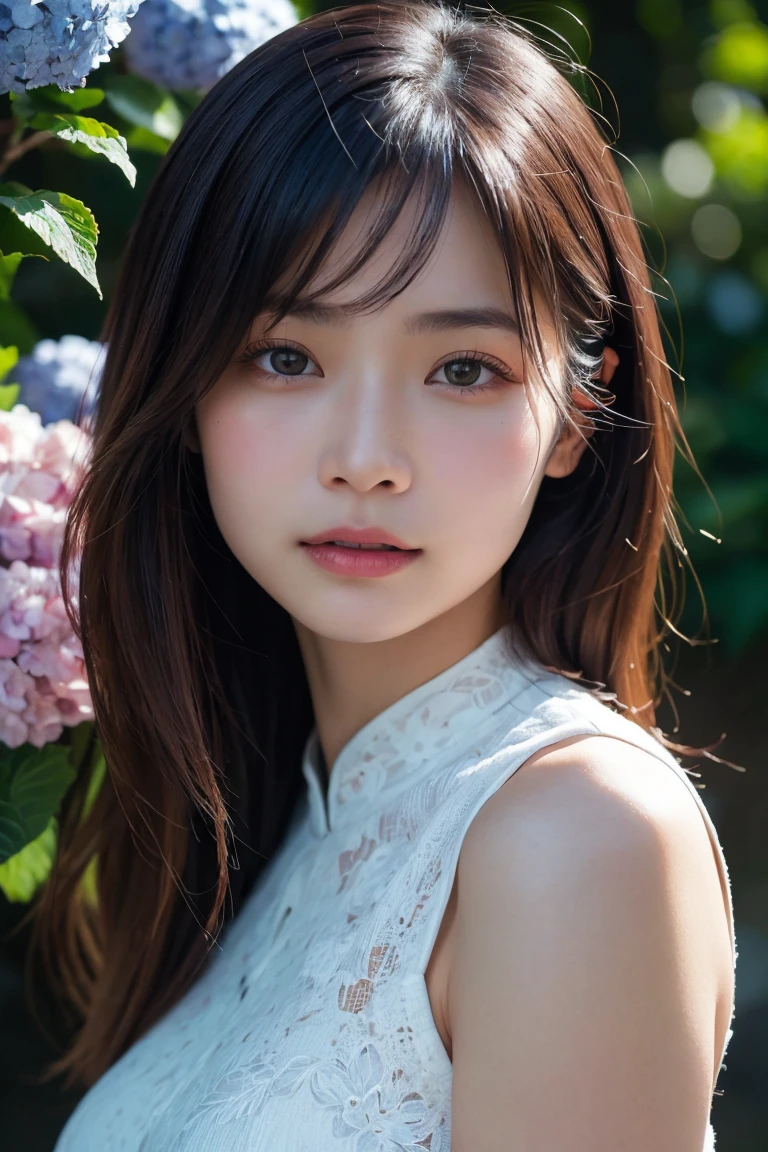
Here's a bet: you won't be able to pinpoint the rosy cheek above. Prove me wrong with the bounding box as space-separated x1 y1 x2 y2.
431 404 541 495
199 390 297 484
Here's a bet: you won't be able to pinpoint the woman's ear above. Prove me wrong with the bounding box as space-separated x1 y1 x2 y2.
544 345 620 479
597 345 619 386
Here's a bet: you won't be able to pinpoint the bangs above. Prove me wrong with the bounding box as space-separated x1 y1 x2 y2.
145 0 619 438
258 156 456 327
254 149 587 435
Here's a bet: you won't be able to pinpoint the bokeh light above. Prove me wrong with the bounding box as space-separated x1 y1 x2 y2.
692 81 742 132
661 138 715 197
706 269 766 334
691 202 743 258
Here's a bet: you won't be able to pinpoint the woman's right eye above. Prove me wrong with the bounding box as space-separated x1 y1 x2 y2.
238 342 319 377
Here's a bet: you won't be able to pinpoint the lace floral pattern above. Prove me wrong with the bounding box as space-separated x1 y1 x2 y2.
146 1041 447 1152
53 625 736 1152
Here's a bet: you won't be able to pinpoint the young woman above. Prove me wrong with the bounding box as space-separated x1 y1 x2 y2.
36 2 736 1149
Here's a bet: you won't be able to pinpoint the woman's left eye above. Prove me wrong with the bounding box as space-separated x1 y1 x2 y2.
430 354 515 395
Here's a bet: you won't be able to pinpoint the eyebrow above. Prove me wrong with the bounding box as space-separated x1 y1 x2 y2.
261 297 520 336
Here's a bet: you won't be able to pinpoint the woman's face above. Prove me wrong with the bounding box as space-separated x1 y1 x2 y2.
193 179 592 643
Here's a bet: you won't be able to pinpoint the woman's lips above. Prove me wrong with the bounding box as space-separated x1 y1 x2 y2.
300 542 423 578
301 525 415 550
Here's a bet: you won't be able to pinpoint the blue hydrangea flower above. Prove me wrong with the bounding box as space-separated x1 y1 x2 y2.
0 0 145 94
123 0 297 92
10 334 105 426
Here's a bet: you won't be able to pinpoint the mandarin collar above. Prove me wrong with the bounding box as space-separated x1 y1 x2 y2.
300 623 540 837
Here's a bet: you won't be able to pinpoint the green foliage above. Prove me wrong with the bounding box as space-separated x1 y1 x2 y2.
710 0 758 28
0 817 58 902
0 342 18 382
0 380 20 408
0 298 40 356
0 252 23 300
702 19 768 90
0 743 76 864
0 342 20 409
702 109 768 194
9 87 107 124
102 74 184 142
0 183 100 298
28 113 136 187
0 729 105 903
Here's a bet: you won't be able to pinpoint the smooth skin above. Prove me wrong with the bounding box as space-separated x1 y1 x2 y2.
428 732 735 1152
191 175 734 1149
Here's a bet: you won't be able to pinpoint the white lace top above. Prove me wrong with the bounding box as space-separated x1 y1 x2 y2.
54 624 737 1152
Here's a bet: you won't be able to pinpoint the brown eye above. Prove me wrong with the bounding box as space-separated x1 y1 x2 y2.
430 351 517 396
442 359 485 388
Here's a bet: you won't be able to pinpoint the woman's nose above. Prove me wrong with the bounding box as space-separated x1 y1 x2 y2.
316 378 413 494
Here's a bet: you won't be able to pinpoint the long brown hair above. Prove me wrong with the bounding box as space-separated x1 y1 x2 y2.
29 0 714 1090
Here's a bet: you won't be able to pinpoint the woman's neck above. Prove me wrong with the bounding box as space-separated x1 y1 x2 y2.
293 581 506 780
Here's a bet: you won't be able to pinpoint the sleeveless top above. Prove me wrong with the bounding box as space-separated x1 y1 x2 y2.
53 624 737 1152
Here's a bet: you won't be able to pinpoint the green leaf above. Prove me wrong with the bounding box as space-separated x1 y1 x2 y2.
0 743 76 863
122 124 172 156
0 817 57 903
0 345 18 380
0 251 23 301
0 382 20 409
29 112 136 187
0 183 100 298
0 730 106 904
10 87 105 122
103 75 183 141
0 340 19 391
0 297 41 354
35 87 105 113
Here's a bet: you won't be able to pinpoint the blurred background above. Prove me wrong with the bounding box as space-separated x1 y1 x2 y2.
0 0 766 1148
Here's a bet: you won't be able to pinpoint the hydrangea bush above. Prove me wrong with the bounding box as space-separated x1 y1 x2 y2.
10 333 105 426
0 403 93 748
123 0 297 91
0 0 145 94
0 401 97 901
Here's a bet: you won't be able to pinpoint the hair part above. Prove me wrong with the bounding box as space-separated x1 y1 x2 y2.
24 0 711 1090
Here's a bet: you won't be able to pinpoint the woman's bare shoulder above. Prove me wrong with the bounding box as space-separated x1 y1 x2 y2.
459 728 734 873
445 733 733 1152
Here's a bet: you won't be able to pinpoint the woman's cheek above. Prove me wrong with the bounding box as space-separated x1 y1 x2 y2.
434 404 543 496
431 410 549 562
197 397 298 542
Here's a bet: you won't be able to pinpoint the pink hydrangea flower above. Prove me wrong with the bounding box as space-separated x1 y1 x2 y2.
0 406 94 749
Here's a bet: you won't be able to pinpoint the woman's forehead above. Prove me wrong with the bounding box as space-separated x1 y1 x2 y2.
267 179 553 333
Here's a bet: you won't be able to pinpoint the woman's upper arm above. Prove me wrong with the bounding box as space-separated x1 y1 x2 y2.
448 738 730 1152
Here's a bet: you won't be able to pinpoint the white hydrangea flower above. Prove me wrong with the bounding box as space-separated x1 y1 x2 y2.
0 0 145 94
10 334 105 427
123 0 297 92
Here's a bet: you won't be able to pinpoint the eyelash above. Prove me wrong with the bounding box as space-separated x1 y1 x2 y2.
236 339 518 397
